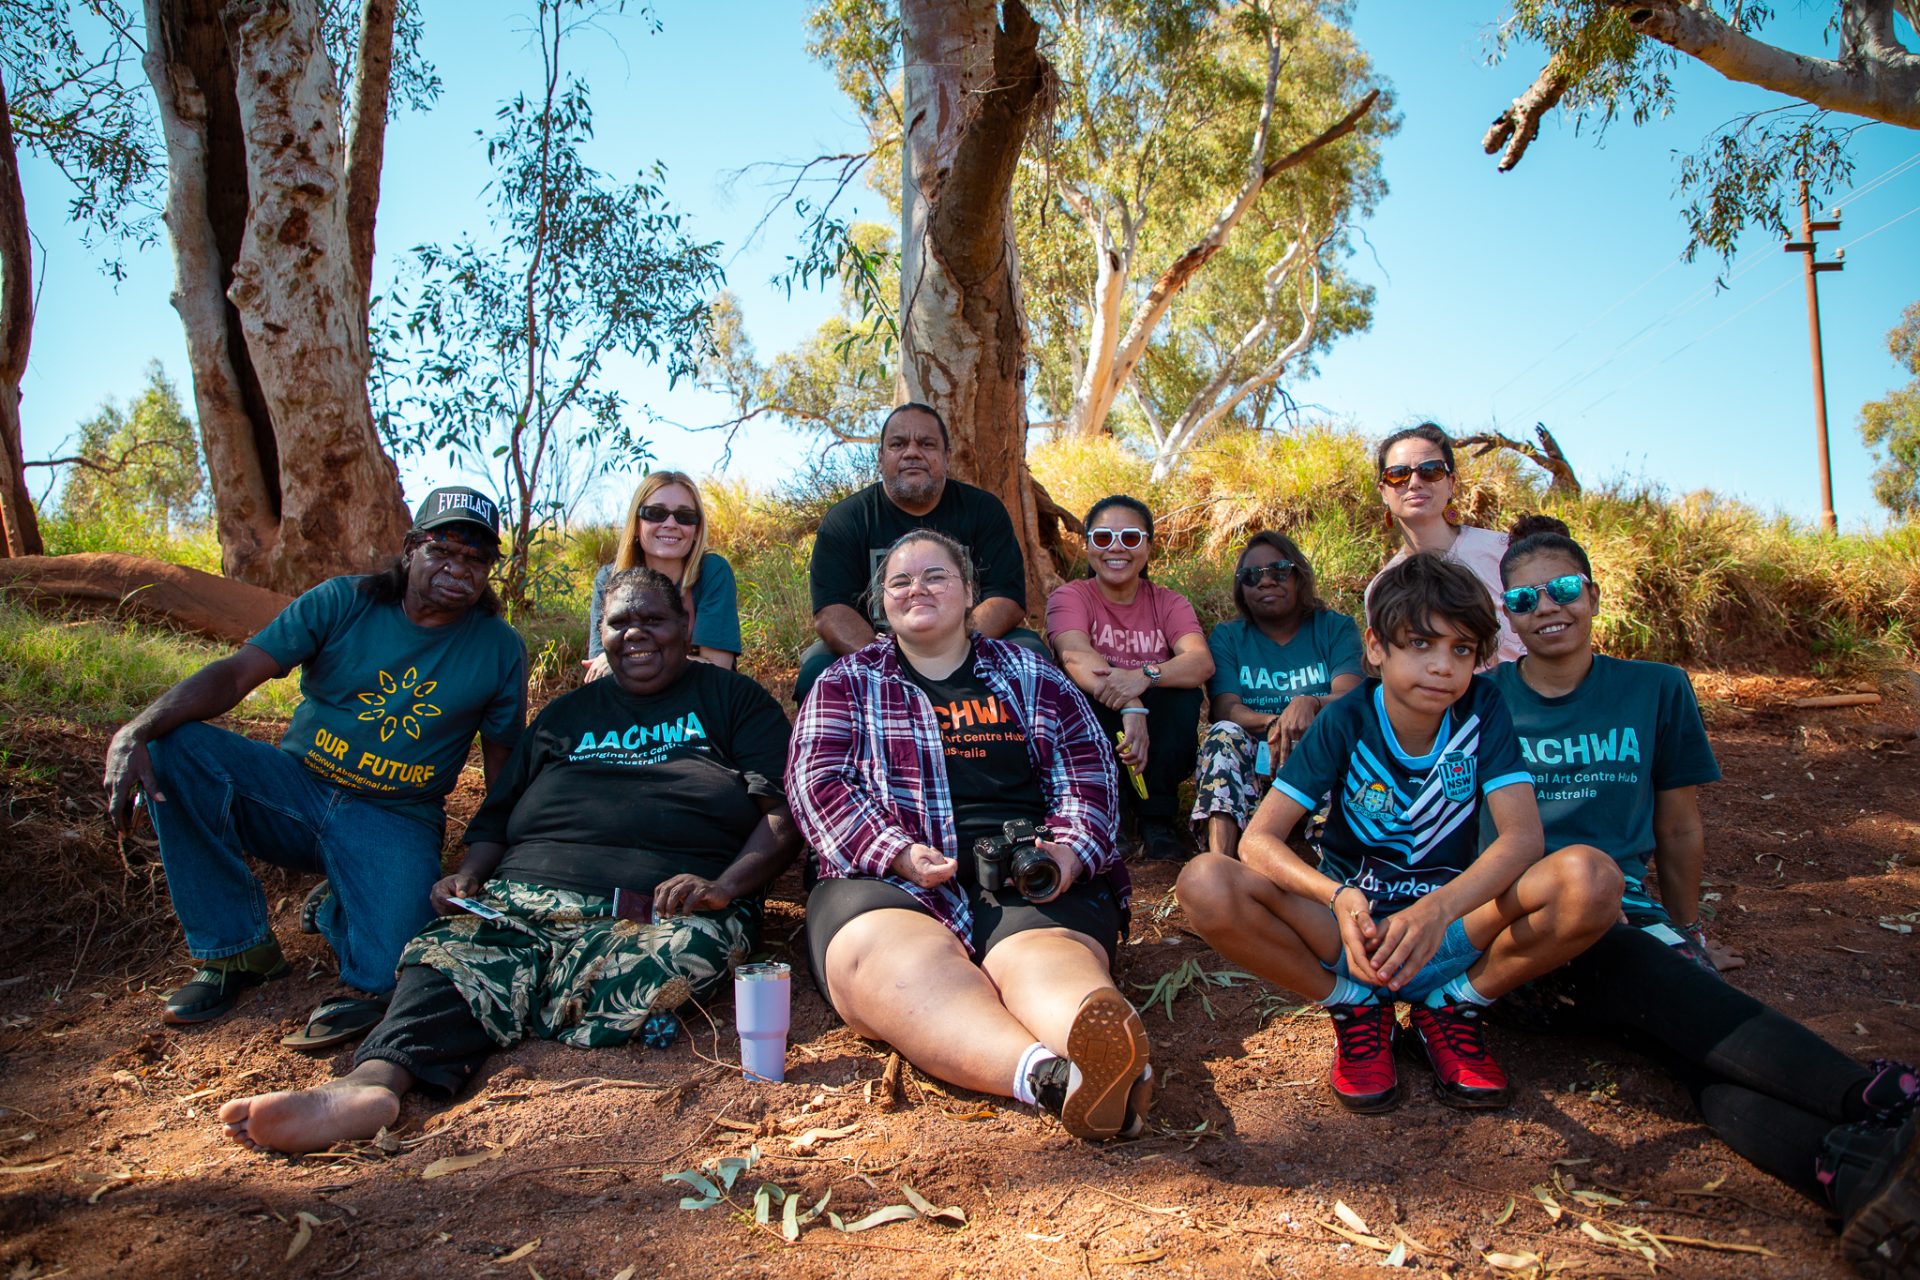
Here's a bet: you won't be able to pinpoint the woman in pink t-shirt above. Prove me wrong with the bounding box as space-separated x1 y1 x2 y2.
1366 424 1524 668
1047 495 1213 863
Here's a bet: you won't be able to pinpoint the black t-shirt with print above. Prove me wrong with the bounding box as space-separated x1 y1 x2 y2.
467 662 791 896
809 479 1028 624
900 646 1047 886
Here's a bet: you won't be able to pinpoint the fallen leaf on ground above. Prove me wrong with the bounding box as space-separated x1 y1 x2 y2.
1333 1200 1371 1235
787 1122 860 1151
0 1160 63 1175
285 1210 321 1262
1104 1248 1165 1264
1484 1251 1541 1271
421 1147 502 1179
831 1204 918 1233
901 1183 967 1226
491 1239 538 1265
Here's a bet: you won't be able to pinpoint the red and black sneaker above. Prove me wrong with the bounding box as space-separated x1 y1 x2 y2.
1409 999 1511 1110
1327 1002 1401 1113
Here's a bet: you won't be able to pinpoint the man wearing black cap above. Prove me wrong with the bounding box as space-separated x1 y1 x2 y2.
103 486 527 1047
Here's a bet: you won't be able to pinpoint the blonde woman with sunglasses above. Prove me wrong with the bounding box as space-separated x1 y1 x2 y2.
1367 424 1522 667
585 472 740 677
1046 495 1213 863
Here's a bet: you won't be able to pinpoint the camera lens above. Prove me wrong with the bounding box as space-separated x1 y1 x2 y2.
1011 846 1061 901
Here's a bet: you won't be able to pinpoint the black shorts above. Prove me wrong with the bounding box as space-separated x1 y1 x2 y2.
805 874 1126 1005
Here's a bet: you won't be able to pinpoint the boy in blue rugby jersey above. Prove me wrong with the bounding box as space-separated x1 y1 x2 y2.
1178 553 1621 1111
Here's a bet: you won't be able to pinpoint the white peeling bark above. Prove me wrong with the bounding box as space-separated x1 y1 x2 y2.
144 0 277 579
145 0 407 592
1148 242 1321 483
1610 0 1920 128
1056 11 1378 440
900 0 1055 605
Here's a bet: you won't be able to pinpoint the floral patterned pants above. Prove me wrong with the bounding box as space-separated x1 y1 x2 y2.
396 878 755 1049
1189 720 1270 831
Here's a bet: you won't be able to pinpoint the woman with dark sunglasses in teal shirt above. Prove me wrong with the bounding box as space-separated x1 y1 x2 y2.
1493 515 1917 1277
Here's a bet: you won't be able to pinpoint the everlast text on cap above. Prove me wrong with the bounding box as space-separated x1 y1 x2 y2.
411 486 501 539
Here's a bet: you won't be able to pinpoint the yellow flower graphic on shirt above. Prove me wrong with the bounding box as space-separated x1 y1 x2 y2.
354 666 442 742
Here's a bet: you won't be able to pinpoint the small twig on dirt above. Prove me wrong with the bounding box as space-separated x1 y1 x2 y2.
875 1052 904 1110
481 1112 728 1187
1077 1183 1188 1217
678 994 744 1075
57 897 104 1000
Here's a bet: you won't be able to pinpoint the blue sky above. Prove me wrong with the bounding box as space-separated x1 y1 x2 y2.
16 2 1919 530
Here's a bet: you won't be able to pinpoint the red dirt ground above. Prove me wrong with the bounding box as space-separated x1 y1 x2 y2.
1 672 1915 1280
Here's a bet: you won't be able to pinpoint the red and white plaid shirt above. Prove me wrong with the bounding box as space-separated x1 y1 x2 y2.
787 634 1126 949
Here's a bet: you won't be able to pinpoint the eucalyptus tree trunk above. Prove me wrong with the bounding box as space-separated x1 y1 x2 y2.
143 0 407 592
0 68 43 557
899 0 1058 606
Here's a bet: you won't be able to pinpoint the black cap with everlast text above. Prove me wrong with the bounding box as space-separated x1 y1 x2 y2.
411 487 501 541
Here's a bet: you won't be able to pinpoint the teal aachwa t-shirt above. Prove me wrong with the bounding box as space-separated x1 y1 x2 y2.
249 577 527 829
1205 610 1363 716
1486 654 1719 918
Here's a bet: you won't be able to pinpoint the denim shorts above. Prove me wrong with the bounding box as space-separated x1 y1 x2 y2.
1326 916 1480 1004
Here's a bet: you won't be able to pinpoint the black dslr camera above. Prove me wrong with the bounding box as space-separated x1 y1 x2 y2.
972 819 1061 902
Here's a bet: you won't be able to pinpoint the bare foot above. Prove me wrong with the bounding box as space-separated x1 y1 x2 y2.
218 1080 401 1154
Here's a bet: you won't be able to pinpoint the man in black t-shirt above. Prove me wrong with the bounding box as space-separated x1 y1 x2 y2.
795 403 1046 702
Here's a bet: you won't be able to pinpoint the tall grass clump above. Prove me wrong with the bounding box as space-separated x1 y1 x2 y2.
0 598 301 724
1034 431 1918 669
41 513 223 573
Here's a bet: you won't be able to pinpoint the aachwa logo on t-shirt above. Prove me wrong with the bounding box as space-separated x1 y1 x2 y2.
355 667 443 742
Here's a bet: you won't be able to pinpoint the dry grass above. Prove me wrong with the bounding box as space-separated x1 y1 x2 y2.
1032 434 1919 672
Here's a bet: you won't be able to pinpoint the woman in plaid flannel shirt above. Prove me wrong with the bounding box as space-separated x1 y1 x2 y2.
789 530 1155 1140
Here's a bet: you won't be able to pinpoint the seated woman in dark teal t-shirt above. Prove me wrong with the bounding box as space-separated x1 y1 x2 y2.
1492 515 1917 1272
1191 532 1363 858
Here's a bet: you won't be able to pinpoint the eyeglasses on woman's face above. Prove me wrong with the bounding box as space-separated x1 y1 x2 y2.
1378 460 1452 489
639 504 700 526
1502 573 1589 614
1087 527 1148 551
1235 559 1295 588
882 566 960 597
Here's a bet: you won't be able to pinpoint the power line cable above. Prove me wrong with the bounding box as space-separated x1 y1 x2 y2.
1561 198 1919 421
1500 149 1920 423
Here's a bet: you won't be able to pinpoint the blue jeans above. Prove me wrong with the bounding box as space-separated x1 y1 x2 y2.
145 722 442 995
1328 916 1480 1004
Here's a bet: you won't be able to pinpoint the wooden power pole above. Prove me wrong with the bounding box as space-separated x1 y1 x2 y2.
1783 180 1843 534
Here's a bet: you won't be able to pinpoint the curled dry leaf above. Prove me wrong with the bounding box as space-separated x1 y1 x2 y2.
900 1183 967 1226
1483 1251 1542 1272
1489 1196 1516 1226
611 1269 635 1280
285 1210 322 1262
1333 1200 1371 1235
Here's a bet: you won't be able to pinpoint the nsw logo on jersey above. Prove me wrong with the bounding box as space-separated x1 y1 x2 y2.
1438 750 1475 802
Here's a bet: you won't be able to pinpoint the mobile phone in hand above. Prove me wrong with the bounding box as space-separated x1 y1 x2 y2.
612 888 655 925
446 895 505 921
